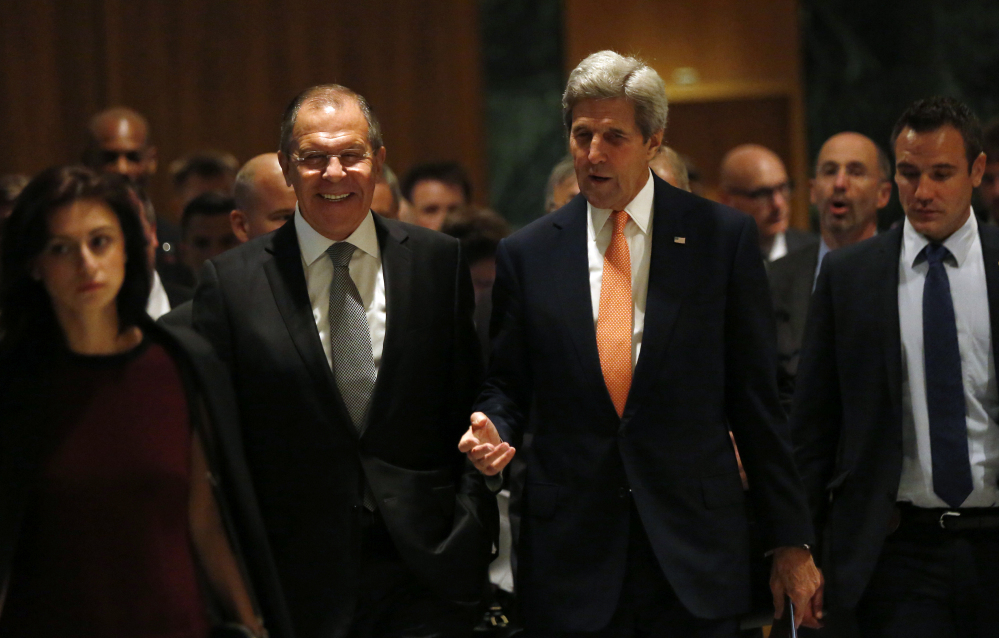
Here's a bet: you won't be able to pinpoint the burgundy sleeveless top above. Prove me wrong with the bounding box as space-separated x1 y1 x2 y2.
0 340 210 638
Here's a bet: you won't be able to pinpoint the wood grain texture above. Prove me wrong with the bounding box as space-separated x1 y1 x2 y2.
0 0 487 223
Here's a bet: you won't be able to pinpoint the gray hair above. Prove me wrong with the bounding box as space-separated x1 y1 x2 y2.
279 84 383 156
562 51 668 141
544 155 576 212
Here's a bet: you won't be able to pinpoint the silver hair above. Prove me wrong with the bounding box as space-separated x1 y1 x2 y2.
562 50 668 141
279 84 383 156
543 155 576 212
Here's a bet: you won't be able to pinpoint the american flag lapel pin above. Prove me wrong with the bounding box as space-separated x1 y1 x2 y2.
674 237 686 244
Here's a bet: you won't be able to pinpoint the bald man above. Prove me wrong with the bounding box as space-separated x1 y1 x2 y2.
230 153 297 242
84 107 158 186
83 106 188 284
769 132 892 408
649 144 690 191
720 144 816 262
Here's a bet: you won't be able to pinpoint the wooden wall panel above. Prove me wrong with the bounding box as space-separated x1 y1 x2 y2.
0 0 487 223
563 0 811 229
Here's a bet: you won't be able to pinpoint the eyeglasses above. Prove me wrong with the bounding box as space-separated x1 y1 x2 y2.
291 150 372 172
727 181 793 202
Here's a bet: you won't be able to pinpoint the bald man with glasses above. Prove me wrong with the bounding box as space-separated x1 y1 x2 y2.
720 144 817 263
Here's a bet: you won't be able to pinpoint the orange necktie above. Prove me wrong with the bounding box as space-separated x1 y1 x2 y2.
597 210 632 418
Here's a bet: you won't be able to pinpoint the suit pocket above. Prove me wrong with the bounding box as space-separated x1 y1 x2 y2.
701 472 746 509
526 483 561 520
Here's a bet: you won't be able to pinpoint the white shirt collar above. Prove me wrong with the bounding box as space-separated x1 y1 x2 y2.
145 270 172 319
294 203 380 267
587 169 656 235
903 205 978 268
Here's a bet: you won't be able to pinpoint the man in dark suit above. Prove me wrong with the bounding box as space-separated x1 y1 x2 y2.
770 132 892 409
791 97 999 636
192 85 497 638
720 144 817 264
460 50 820 637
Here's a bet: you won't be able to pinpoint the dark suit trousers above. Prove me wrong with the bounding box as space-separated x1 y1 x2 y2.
843 524 999 638
525 503 739 638
346 510 479 638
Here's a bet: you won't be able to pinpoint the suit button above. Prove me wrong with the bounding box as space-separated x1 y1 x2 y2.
619 488 631 499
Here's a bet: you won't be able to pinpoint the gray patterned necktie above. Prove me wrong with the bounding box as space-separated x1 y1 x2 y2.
326 242 376 434
327 242 378 510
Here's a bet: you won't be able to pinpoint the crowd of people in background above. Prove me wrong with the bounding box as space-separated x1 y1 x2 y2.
2 47 999 638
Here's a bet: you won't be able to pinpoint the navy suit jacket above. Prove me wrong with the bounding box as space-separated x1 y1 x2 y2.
475 175 813 631
769 243 821 411
790 223 999 609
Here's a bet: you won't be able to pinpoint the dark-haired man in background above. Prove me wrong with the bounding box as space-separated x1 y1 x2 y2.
179 192 239 281
401 161 471 230
169 150 239 216
792 96 999 636
977 118 999 225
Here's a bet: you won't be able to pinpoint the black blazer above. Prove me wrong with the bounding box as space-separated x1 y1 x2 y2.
475 175 814 631
192 214 498 638
0 321 293 638
769 243 820 410
784 227 819 257
790 224 999 610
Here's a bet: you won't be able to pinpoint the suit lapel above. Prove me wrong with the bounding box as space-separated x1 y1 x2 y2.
879 227 904 417
366 216 411 433
980 224 999 370
626 179 688 421
549 199 617 416
263 222 355 432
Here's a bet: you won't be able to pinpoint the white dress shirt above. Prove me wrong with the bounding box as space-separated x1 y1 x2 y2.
768 231 789 262
897 210 999 507
294 206 387 374
145 270 172 320
587 169 655 367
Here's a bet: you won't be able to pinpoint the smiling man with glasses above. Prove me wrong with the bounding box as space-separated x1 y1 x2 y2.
191 84 497 638
720 144 816 263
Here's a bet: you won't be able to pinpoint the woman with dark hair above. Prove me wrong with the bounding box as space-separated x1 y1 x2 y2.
0 166 290 638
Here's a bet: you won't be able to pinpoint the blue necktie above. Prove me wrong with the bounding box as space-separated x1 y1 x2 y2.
922 242 972 509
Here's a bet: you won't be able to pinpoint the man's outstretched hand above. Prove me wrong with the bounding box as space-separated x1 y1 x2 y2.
771 546 824 630
459 412 515 476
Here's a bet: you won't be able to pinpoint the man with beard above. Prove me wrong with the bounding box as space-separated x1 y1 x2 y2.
769 132 892 407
